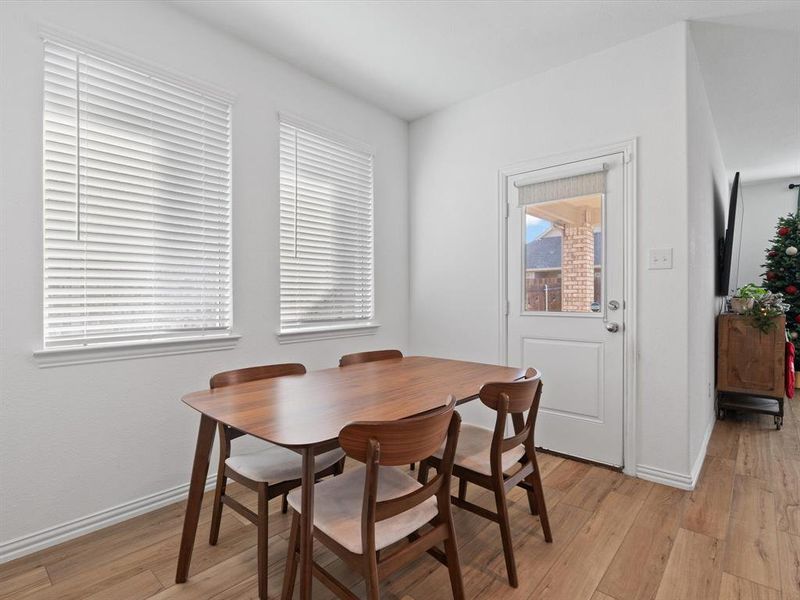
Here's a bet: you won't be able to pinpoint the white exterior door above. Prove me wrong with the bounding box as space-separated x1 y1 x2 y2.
506 152 626 467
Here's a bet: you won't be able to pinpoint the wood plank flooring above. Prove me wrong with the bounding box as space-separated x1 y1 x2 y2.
4 404 800 599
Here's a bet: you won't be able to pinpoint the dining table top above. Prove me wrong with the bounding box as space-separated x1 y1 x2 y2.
181 355 525 448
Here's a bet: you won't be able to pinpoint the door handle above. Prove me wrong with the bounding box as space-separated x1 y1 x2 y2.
606 322 620 333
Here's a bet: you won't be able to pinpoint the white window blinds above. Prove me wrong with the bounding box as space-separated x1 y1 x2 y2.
43 40 233 348
279 118 374 331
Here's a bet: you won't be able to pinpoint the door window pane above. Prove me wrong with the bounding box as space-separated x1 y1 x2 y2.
524 193 602 313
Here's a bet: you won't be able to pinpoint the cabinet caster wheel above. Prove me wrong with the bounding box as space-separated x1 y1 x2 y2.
775 416 784 430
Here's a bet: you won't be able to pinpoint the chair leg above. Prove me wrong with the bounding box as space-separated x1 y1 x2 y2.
209 472 226 546
528 460 552 543
458 478 468 502
334 456 346 475
417 460 430 485
494 485 518 588
282 492 289 515
282 511 300 600
410 462 415 471
365 552 381 600
442 508 465 599
257 483 269 600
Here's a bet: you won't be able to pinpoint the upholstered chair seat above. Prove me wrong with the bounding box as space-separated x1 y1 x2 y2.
287 465 437 554
226 445 346 484
433 423 525 476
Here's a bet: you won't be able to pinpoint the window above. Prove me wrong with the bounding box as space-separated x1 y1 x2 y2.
43 40 233 349
279 117 374 334
520 169 606 313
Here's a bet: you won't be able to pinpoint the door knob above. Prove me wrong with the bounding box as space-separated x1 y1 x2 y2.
606 322 620 333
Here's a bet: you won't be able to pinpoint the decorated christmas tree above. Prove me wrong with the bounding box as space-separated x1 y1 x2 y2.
762 212 800 364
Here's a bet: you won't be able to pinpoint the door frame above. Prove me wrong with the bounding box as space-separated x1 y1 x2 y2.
497 139 638 476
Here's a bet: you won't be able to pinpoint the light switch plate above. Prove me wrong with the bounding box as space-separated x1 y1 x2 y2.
649 248 673 270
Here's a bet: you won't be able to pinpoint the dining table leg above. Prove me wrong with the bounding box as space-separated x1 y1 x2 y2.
175 413 217 583
298 446 315 600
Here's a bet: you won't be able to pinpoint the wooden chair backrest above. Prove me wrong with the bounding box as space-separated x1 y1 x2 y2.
479 367 541 413
339 397 455 466
338 349 403 368
479 368 543 465
209 363 306 389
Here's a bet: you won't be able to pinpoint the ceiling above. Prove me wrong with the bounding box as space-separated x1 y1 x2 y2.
691 20 800 182
168 0 798 121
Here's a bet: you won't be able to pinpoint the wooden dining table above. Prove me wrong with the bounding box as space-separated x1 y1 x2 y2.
175 355 525 599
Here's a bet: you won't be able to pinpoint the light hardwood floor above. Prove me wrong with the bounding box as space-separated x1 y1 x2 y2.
3 401 800 600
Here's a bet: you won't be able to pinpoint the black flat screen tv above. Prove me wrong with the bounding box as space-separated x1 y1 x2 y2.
719 171 741 296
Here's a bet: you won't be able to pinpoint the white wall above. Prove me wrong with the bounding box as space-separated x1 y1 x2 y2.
737 177 800 288
0 1 408 556
686 31 728 474
690 21 800 184
409 23 700 483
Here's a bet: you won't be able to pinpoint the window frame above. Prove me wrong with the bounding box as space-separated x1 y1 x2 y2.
36 31 238 365
276 113 379 343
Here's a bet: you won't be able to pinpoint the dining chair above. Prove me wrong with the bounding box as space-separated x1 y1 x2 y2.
338 349 415 471
208 363 346 600
282 397 465 600
418 368 551 588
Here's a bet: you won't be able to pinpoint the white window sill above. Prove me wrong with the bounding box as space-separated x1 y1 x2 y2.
276 322 380 344
34 333 241 368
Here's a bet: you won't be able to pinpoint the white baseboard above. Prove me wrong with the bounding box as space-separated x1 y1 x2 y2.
0 475 217 564
636 417 715 491
689 417 715 485
635 463 696 490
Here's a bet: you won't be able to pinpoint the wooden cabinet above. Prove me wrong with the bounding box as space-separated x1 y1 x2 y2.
717 313 785 428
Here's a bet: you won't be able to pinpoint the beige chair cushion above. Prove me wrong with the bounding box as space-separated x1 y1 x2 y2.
434 423 525 476
226 444 345 484
287 465 438 554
